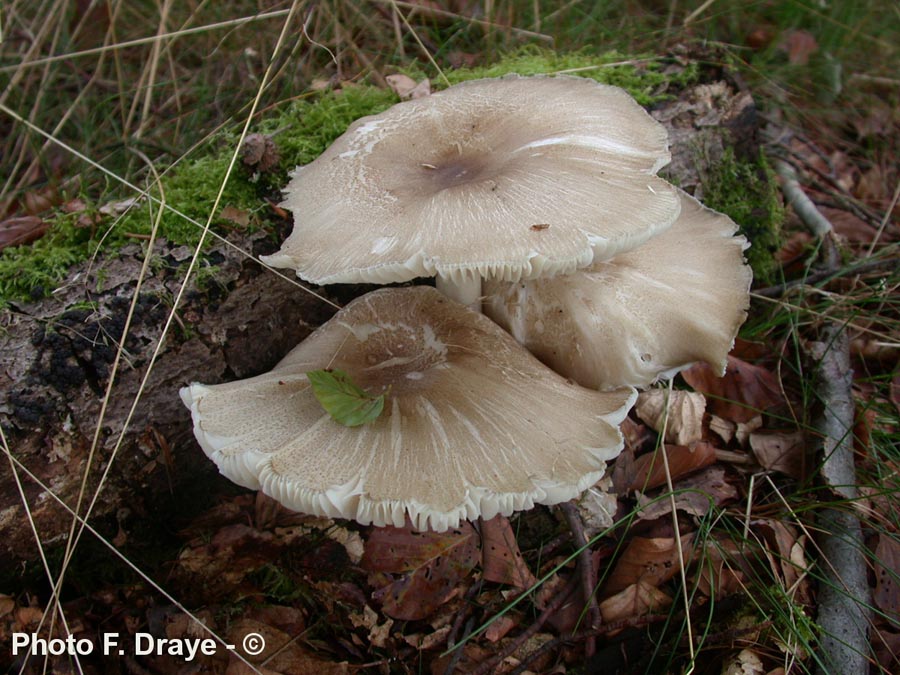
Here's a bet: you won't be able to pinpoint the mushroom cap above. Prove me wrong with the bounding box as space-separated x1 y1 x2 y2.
484 190 753 390
263 75 680 286
181 286 636 532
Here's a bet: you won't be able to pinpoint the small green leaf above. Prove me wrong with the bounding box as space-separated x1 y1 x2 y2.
306 369 386 427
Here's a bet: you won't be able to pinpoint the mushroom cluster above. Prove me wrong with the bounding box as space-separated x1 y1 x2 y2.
181 74 751 531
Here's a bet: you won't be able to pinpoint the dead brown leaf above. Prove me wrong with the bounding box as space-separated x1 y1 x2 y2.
498 632 556 672
600 581 673 624
736 415 764 447
749 430 807 478
694 536 747 600
220 205 251 228
403 624 451 650
484 614 516 643
448 51 479 69
60 199 103 228
480 515 536 589
604 535 694 596
429 642 493 674
754 519 810 599
576 477 618 537
709 414 736 444
0 594 14 619
0 215 48 250
99 197 142 216
637 466 738 520
874 629 900 673
721 648 765 675
820 205 875 244
23 185 59 214
621 415 654 453
362 522 479 621
682 357 784 423
385 73 431 100
612 443 637 494
775 231 814 275
627 442 718 492
635 389 706 445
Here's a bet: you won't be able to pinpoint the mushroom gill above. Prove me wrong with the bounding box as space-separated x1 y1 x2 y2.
181 286 636 532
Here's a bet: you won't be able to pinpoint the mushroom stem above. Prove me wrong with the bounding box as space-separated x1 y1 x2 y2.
436 273 482 311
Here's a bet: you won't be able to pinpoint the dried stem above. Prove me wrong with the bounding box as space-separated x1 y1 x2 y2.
560 500 602 658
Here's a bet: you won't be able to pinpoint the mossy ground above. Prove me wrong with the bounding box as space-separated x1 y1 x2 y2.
2 49 772 306
701 148 785 285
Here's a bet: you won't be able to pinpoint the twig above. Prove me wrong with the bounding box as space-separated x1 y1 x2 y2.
775 159 839 268
444 617 475 675
559 501 601 658
535 530 572 570
775 157 843 275
776 151 882 228
445 579 483 651
469 574 579 675
811 325 871 674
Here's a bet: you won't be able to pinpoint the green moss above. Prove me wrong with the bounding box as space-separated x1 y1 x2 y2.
443 48 698 105
701 148 785 285
0 213 93 303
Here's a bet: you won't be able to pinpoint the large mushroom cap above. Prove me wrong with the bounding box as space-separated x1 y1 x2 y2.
181 286 636 532
263 75 679 287
484 191 753 390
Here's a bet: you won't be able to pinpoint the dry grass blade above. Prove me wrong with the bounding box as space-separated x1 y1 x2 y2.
658 378 696 668
0 8 293 73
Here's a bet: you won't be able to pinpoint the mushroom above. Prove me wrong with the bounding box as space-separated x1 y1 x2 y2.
262 75 680 307
180 286 636 532
484 190 753 390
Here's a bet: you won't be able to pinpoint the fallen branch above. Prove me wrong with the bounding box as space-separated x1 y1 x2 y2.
777 160 873 672
560 500 602 658
811 324 872 675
